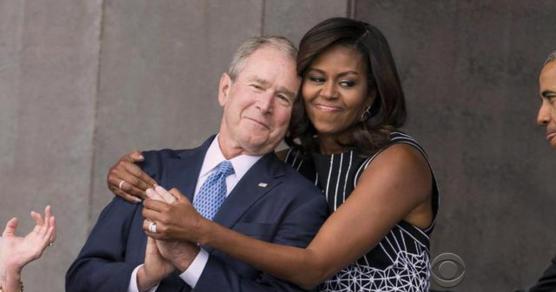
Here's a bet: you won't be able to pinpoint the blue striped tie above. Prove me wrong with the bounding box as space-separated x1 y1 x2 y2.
193 160 235 220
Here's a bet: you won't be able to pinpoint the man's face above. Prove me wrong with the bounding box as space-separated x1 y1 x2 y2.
218 46 300 156
537 61 556 148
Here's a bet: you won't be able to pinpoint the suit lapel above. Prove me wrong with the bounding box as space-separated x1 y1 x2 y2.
212 152 285 229
161 136 215 202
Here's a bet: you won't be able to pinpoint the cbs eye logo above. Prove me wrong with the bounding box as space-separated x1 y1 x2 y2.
431 252 465 288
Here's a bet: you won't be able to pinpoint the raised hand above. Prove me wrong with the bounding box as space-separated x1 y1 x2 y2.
0 206 56 291
107 151 157 203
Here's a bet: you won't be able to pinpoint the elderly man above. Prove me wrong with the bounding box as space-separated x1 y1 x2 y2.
525 51 556 292
66 36 328 292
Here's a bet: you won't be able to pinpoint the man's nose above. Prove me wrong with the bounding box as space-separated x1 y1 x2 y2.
537 100 551 126
257 93 273 113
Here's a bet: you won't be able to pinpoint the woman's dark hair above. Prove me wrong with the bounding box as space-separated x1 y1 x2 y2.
285 17 406 155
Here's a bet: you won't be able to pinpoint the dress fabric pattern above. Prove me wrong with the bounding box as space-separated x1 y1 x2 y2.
284 132 439 292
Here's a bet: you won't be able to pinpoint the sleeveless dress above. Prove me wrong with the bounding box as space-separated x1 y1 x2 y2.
284 132 439 292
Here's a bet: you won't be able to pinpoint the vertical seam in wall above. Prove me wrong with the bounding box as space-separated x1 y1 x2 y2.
87 0 106 232
347 0 356 19
260 0 266 36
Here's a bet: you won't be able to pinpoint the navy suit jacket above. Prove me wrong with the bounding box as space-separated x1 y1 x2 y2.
527 255 556 292
66 137 329 291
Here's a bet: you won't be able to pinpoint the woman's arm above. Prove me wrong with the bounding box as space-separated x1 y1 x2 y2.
108 149 289 203
0 206 56 292
142 144 433 288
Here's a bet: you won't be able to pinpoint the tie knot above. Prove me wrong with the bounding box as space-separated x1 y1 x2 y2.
215 160 234 177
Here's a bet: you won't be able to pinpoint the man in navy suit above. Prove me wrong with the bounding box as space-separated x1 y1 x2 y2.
66 36 329 291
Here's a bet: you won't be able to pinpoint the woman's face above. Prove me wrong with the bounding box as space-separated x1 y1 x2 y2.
302 45 373 137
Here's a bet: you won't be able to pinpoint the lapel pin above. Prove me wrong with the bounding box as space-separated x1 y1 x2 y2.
258 182 268 188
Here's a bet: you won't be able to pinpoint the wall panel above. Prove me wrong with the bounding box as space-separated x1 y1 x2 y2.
355 1 556 290
0 1 102 291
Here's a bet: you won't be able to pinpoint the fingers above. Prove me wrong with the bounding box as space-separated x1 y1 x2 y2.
110 184 143 203
135 168 157 188
168 188 187 203
142 203 168 220
119 151 156 187
127 151 145 162
110 165 151 192
2 217 18 237
31 210 44 226
142 219 164 240
48 215 56 243
143 198 170 213
146 188 165 202
42 205 56 243
154 186 176 204
45 205 52 221
108 174 146 202
121 162 156 190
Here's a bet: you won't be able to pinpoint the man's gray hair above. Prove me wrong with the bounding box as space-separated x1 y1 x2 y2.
227 36 297 80
544 50 556 65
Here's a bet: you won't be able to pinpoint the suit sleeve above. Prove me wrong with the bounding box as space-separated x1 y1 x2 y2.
65 197 142 292
195 183 329 292
528 256 556 292
66 151 162 292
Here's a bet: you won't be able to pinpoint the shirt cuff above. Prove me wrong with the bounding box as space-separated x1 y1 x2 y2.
179 248 209 288
128 264 159 292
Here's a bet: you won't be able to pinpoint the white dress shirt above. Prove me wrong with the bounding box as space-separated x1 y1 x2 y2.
128 135 261 292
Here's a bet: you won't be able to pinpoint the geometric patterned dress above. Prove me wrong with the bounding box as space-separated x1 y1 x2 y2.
284 132 440 292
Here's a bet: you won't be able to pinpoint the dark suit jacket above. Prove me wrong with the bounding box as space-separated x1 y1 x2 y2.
528 256 556 292
66 137 329 292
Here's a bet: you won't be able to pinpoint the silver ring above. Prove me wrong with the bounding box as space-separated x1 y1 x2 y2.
118 180 126 190
148 222 157 233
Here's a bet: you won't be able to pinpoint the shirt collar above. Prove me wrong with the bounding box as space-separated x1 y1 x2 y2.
200 135 262 180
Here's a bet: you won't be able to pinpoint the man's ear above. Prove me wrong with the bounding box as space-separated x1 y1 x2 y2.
218 73 232 106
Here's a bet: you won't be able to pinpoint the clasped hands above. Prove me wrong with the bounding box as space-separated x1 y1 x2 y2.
137 186 206 291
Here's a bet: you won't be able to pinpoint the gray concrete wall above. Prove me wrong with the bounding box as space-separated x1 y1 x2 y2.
0 0 101 291
354 0 556 291
2 0 556 291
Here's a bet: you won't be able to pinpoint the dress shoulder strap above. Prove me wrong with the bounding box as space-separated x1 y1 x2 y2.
355 131 429 178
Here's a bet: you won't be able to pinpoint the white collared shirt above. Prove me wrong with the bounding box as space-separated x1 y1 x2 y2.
128 135 262 292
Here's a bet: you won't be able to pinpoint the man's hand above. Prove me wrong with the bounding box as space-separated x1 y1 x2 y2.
136 237 174 291
142 187 207 243
156 239 200 272
142 186 201 272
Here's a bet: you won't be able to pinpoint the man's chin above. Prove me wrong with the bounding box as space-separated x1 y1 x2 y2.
239 137 279 156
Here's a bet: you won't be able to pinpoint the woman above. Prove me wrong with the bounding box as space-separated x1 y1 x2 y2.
109 17 438 291
0 206 56 292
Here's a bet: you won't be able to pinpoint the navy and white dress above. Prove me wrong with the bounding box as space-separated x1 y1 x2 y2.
284 132 439 292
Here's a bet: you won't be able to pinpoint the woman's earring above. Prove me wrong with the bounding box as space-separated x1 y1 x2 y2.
360 105 372 122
